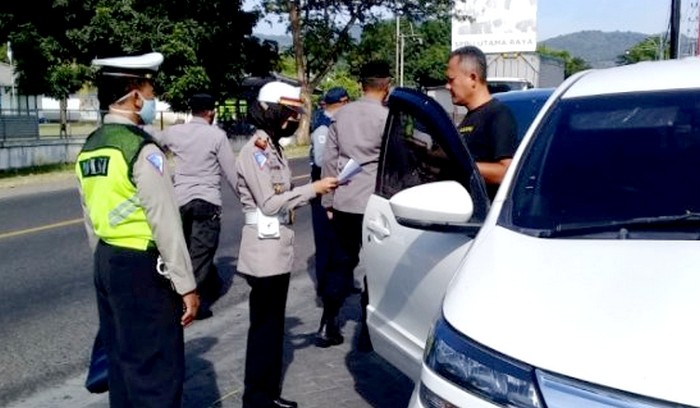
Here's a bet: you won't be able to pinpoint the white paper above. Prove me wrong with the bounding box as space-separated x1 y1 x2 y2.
337 158 362 185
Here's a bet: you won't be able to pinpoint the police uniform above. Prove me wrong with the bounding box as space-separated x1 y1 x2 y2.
309 87 349 299
157 93 237 312
235 82 314 408
76 52 196 408
317 62 391 349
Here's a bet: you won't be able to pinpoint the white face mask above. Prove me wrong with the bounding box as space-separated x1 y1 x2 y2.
111 91 157 124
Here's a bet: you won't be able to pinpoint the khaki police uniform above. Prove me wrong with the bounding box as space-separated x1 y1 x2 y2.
315 61 391 350
318 96 388 310
236 127 315 408
236 130 316 277
76 52 195 408
157 111 238 304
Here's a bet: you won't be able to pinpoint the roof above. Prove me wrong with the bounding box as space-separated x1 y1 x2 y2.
0 63 14 86
492 87 555 102
562 57 700 99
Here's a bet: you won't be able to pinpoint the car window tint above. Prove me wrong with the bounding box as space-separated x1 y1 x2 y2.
505 90 700 232
378 111 466 199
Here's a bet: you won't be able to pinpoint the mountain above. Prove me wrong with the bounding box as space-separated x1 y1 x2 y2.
540 30 653 68
253 25 361 50
253 34 293 49
255 29 656 69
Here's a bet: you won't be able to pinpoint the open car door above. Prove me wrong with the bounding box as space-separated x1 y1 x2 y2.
362 88 490 381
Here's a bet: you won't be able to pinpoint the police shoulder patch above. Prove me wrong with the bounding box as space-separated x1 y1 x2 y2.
146 152 164 174
254 151 268 169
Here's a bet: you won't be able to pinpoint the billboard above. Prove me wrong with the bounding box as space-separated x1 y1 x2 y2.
451 0 538 53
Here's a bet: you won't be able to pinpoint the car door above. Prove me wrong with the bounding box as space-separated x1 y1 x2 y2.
362 87 490 381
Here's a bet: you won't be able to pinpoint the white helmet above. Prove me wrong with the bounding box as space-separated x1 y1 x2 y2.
258 81 303 112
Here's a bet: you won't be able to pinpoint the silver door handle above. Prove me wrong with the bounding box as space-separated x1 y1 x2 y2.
367 219 390 239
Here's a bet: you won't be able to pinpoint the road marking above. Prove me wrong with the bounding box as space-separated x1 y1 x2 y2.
0 173 310 241
0 218 83 240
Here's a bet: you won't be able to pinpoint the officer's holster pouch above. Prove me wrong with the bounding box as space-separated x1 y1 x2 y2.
252 208 281 239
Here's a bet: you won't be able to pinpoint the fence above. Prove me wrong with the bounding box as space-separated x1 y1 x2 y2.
0 108 188 141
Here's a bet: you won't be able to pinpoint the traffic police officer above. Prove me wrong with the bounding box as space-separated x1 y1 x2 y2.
317 61 392 350
76 52 199 408
235 81 337 408
157 93 238 319
309 87 349 298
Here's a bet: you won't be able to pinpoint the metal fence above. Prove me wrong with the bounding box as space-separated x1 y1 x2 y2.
0 108 186 141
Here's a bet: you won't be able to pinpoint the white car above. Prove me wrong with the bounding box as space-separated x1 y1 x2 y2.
362 57 700 407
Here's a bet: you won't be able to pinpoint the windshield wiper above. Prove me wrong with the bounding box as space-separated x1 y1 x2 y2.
539 211 700 238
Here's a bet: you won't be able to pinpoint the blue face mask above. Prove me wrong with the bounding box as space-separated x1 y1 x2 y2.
137 93 157 125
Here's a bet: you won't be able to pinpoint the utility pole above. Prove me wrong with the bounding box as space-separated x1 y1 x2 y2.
7 41 15 113
696 1 700 56
670 0 681 58
395 2 400 80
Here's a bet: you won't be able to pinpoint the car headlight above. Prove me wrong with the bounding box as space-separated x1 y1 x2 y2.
424 316 544 408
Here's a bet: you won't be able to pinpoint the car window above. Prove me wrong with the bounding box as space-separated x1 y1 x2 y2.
377 109 487 221
503 89 700 236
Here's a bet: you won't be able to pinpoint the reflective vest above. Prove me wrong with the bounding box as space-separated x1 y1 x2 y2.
76 124 157 251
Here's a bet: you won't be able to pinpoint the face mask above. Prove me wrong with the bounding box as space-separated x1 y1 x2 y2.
279 119 299 137
137 92 157 125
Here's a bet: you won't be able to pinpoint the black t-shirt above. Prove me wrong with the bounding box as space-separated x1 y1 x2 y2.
457 98 516 199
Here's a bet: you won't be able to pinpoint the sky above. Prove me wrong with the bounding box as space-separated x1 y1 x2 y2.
245 0 677 41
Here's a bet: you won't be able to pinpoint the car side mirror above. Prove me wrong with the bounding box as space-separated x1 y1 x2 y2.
389 181 480 234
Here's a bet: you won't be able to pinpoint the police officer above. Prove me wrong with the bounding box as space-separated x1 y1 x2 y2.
75 52 199 407
157 93 238 319
235 81 337 408
309 87 349 298
317 61 392 350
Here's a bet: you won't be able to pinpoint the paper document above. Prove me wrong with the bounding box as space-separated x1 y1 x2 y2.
337 158 362 184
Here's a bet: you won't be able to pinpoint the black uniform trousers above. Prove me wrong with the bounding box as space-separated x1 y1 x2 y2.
242 273 291 408
310 164 335 297
180 199 222 301
321 210 365 313
94 241 184 408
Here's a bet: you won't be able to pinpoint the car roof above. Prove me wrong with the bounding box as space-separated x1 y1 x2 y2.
488 76 531 82
563 57 700 98
493 87 555 101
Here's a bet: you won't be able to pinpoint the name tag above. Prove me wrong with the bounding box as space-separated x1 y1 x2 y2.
79 156 110 177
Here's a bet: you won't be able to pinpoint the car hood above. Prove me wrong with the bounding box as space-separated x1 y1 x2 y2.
442 226 700 406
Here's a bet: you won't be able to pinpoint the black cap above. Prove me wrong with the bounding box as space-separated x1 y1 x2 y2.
189 93 216 111
360 60 392 79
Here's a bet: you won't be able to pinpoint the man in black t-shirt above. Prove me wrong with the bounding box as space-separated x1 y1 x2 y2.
445 45 517 200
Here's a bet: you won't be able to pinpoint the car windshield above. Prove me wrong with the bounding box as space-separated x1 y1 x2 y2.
503 89 700 238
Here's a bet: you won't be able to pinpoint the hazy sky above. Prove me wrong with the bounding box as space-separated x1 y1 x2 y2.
247 0 678 41
537 0 671 40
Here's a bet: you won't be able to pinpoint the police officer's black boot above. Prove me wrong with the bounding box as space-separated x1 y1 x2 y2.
315 302 343 348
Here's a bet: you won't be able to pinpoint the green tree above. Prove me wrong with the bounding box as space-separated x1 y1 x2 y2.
255 0 455 143
350 18 450 88
537 45 591 78
617 35 667 65
0 0 277 113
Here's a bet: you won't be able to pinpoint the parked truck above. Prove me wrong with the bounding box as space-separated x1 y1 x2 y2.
486 51 565 88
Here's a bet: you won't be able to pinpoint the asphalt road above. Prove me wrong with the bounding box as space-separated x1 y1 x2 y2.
0 157 320 407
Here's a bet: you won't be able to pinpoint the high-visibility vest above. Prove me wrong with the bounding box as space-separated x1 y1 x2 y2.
76 123 157 251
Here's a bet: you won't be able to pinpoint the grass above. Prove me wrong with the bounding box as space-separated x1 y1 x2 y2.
39 122 99 137
0 142 311 183
0 163 75 180
284 142 311 159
